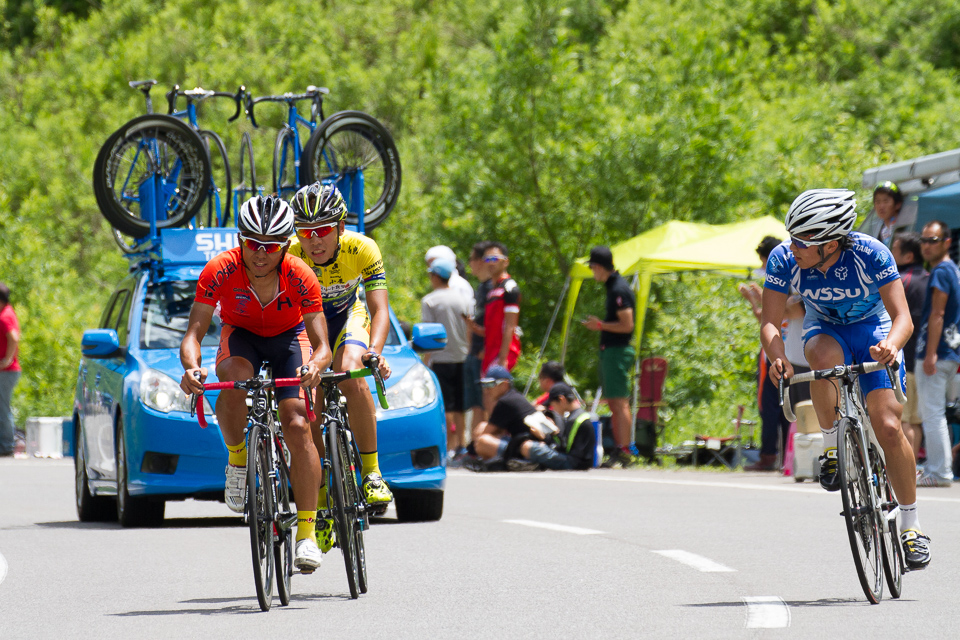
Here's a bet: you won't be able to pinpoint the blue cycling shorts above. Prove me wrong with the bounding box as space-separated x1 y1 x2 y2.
802 314 906 397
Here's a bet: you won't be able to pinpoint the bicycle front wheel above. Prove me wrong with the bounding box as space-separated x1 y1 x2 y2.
301 110 401 231
326 418 360 599
274 436 294 606
93 114 211 237
247 424 275 611
273 127 299 200
871 444 903 599
837 418 883 604
200 130 232 226
235 131 258 213
340 428 367 594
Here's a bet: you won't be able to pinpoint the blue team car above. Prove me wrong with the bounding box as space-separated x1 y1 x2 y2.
74 228 447 527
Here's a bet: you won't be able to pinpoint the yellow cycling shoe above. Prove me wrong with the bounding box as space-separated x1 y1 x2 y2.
315 516 337 553
362 472 393 515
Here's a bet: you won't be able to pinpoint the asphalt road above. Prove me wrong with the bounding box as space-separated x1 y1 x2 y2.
1 458 959 638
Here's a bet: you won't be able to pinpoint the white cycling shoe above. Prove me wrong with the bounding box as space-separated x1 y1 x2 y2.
224 464 246 513
295 538 324 572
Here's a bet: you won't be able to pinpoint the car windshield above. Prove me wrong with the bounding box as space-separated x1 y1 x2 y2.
140 280 221 350
140 280 399 349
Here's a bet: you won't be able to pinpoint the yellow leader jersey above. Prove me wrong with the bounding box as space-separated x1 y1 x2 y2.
288 230 387 319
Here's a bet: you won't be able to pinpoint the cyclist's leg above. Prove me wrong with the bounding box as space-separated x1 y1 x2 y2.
802 329 847 443
214 326 261 451
865 387 914 506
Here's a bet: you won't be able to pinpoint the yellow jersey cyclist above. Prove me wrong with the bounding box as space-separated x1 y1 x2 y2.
288 182 394 554
761 189 930 570
179 195 333 572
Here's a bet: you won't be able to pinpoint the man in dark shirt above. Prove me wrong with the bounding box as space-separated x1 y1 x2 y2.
582 246 637 467
891 231 929 460
464 241 493 426
469 365 535 461
517 382 596 470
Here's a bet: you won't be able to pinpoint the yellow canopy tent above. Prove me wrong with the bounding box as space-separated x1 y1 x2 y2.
559 215 788 360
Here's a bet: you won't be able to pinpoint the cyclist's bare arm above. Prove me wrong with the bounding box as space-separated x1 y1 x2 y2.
871 278 913 365
759 287 792 383
301 311 334 387
365 288 392 379
179 302 215 394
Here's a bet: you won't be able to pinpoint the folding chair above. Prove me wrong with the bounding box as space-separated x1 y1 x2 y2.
636 357 668 462
693 405 756 469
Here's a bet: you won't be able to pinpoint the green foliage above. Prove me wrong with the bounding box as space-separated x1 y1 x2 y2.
2 0 960 443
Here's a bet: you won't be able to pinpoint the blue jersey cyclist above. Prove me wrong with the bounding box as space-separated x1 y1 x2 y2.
760 189 930 571
287 182 394 556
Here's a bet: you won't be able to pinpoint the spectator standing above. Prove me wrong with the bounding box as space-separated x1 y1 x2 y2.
464 241 493 428
420 258 472 459
516 382 596 470
481 242 521 373
0 283 20 457
581 246 637 468
863 181 906 247
915 221 960 487
425 245 475 308
891 231 929 461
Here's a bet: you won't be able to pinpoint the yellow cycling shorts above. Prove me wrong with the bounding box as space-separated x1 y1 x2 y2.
326 298 371 354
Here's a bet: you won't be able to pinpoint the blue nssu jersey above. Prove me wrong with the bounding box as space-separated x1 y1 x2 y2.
764 232 900 326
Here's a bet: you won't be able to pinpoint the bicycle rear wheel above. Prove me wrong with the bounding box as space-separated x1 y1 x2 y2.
326 418 360 599
235 131 258 213
871 444 903 598
200 130 232 226
837 418 883 604
247 424 275 611
274 437 294 606
273 127 299 200
93 114 211 237
301 110 401 231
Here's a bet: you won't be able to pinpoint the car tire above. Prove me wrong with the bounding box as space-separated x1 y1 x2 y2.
75 420 116 523
393 488 443 522
116 416 165 528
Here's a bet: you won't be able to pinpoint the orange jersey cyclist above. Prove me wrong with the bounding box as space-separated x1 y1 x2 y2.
179 196 333 573
287 182 394 555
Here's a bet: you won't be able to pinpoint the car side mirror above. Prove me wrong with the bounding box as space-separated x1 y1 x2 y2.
411 323 447 351
81 329 124 359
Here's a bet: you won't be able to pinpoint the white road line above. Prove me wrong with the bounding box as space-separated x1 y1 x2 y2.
503 519 604 535
651 549 736 572
743 596 790 628
0 550 7 586
452 471 960 503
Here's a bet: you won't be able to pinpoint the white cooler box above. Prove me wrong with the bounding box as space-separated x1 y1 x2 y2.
25 417 64 458
792 432 823 482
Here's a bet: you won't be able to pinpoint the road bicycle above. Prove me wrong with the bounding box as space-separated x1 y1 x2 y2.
312 355 389 599
93 81 211 244
244 86 401 231
193 372 302 611
780 361 907 604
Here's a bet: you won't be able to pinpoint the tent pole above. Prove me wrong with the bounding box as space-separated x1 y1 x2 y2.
523 276 570 396
631 273 642 428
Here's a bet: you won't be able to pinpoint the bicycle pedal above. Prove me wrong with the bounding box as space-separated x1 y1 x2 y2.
297 567 317 575
368 503 388 517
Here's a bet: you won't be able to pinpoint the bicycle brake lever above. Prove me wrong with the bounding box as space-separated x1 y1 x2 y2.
166 84 180 115
299 365 317 422
245 93 258 128
227 85 245 122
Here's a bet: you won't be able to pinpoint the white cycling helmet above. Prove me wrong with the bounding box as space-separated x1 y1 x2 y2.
784 189 857 243
237 195 295 238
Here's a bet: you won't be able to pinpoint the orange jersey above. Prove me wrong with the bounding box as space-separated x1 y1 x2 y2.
195 248 323 337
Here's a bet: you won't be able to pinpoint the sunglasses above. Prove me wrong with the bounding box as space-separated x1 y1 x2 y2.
239 235 288 254
919 236 944 244
296 224 337 239
790 236 832 250
483 255 505 263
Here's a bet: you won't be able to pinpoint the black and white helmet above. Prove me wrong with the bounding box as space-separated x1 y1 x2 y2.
237 195 295 238
784 189 857 243
292 182 347 226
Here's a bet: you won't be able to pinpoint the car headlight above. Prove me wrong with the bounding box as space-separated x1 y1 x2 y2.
383 363 437 410
140 368 214 417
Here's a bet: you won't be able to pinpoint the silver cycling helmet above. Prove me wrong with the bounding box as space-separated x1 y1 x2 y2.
784 189 857 243
237 195 295 238
291 182 347 226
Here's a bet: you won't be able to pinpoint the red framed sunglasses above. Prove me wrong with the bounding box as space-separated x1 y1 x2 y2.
239 235 288 254
296 224 338 239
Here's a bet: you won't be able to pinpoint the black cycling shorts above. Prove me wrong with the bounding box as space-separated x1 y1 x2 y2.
216 322 312 401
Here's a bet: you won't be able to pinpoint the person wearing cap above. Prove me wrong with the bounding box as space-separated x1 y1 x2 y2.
864 181 906 247
515 382 596 471
467 365 536 463
425 245 475 307
421 257 472 460
581 245 637 468
463 241 494 429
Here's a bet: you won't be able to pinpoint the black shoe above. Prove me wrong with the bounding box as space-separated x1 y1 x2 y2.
901 529 931 570
818 448 840 492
